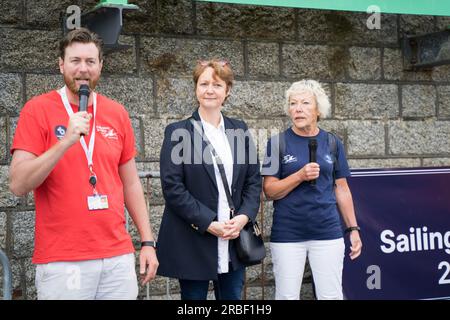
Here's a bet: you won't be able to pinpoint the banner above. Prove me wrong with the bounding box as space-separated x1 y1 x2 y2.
343 167 450 300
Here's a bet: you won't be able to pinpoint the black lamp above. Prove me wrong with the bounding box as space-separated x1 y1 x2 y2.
63 0 139 54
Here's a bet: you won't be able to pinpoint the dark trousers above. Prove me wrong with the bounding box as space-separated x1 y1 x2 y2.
179 265 245 300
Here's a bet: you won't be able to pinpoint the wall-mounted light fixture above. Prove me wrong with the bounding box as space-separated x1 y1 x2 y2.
63 0 139 54
402 29 450 70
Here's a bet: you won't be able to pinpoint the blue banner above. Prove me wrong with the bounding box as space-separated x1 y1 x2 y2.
343 167 450 300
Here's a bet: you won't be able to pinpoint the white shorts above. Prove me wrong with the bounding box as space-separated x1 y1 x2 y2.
270 238 345 300
35 253 138 300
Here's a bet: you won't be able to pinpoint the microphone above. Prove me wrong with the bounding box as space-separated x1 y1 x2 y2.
78 84 90 112
308 139 318 186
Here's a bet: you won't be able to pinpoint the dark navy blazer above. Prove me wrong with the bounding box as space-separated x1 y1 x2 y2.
156 110 262 280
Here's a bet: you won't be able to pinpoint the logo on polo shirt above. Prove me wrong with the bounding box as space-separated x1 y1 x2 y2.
282 154 297 164
96 125 118 140
54 125 67 140
325 154 334 164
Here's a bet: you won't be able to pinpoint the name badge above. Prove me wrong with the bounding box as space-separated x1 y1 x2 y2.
87 194 109 210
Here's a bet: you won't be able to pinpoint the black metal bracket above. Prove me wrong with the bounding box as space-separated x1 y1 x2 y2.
63 2 139 55
402 29 450 70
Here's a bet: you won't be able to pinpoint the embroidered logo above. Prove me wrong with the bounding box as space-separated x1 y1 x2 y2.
54 125 67 140
324 154 334 164
282 154 297 164
96 125 118 140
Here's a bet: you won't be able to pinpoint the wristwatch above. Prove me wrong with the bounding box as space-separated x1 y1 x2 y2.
141 241 157 249
345 226 361 234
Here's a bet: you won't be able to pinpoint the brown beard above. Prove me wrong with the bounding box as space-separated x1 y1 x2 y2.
64 74 99 95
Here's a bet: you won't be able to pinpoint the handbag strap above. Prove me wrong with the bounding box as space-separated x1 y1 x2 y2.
190 118 236 217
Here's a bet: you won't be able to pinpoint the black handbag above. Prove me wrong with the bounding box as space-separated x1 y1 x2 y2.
233 219 266 266
190 119 266 266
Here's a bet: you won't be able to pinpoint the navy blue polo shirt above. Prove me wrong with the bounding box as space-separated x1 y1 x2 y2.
261 128 351 242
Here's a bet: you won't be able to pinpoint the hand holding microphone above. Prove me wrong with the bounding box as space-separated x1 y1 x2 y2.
61 85 92 147
299 139 319 185
78 84 90 136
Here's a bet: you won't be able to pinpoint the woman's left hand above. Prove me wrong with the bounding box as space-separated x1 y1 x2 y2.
222 214 249 240
349 231 362 260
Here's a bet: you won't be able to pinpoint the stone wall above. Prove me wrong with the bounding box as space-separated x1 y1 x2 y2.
1 0 450 299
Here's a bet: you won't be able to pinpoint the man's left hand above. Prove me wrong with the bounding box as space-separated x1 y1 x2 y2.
139 246 159 285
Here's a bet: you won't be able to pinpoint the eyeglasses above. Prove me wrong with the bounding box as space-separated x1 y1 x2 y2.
197 60 229 67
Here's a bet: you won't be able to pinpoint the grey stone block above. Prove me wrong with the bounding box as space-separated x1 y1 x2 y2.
0 0 22 25
335 83 399 119
127 204 164 245
246 244 273 283
244 284 275 300
122 0 157 34
436 17 450 30
399 15 436 35
156 77 197 117
402 85 436 118
12 211 35 259
123 0 193 35
141 37 244 77
348 158 421 169
389 121 450 155
225 80 290 118
348 47 381 80
143 118 169 160
196 3 296 40
96 76 154 117
141 275 181 299
0 73 23 114
0 166 21 207
0 118 7 162
347 121 385 156
26 0 73 29
282 44 346 80
437 86 450 118
0 29 61 71
260 201 273 240
244 118 287 162
130 117 143 160
0 212 6 250
25 74 64 101
156 0 194 35
9 258 24 298
102 36 137 74
422 158 450 167
248 42 280 78
318 120 347 141
432 65 450 82
136 161 160 174
142 177 163 205
383 48 433 81
9 117 19 159
23 257 36 300
297 10 397 45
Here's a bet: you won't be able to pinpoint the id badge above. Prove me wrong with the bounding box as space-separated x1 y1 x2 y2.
87 194 109 210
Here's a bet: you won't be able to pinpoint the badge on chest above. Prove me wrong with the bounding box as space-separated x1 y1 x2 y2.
88 194 109 210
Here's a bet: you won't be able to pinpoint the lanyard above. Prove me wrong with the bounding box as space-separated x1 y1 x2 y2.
57 86 97 170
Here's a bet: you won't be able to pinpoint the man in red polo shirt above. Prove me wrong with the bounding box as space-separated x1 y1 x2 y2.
9 28 158 299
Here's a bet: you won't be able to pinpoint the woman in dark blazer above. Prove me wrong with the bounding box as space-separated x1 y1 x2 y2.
157 59 262 300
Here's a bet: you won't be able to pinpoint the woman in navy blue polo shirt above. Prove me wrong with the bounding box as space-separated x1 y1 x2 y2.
262 80 362 300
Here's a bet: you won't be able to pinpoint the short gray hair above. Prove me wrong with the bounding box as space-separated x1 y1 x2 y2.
285 80 331 119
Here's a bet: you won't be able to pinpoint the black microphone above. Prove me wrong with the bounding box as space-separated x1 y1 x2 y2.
78 84 90 112
308 139 318 186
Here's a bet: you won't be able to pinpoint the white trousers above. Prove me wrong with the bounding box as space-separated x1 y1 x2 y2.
35 253 138 300
270 238 345 300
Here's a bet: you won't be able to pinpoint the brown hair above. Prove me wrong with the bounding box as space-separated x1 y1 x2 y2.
59 27 103 61
193 59 234 92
